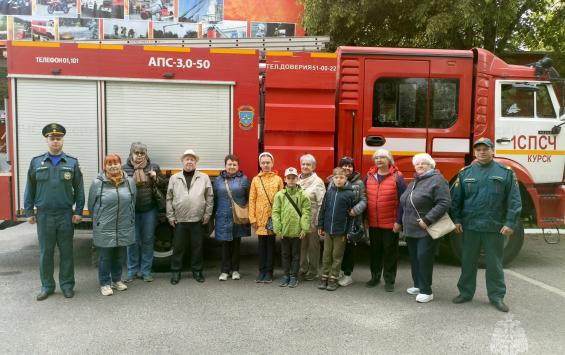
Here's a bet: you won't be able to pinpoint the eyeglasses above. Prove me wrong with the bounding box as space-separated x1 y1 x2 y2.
134 152 146 156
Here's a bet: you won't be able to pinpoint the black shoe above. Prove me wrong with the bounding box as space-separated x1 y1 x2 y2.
170 272 180 285
193 272 205 283
256 273 265 283
303 273 317 281
36 290 53 301
365 278 380 288
263 273 273 283
62 288 74 298
452 295 472 304
491 300 509 312
384 283 394 292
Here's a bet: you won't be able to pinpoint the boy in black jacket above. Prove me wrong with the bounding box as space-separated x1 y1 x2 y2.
317 167 355 291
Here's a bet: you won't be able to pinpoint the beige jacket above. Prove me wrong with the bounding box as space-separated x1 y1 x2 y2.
166 171 214 223
298 172 326 230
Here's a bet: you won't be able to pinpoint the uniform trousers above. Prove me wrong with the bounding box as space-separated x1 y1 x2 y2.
36 210 75 292
457 230 506 302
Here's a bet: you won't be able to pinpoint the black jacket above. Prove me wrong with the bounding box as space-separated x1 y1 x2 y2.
317 182 355 236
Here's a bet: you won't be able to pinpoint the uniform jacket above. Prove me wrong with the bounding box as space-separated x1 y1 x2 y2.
123 159 168 212
213 170 251 241
399 169 451 238
248 171 283 236
451 161 522 232
24 152 85 217
328 171 367 217
88 172 136 248
166 170 214 223
365 165 405 229
272 186 311 238
317 182 355 236
298 172 326 231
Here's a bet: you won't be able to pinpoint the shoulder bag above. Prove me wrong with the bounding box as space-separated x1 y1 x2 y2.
284 191 302 217
259 177 274 232
224 178 249 224
409 184 455 239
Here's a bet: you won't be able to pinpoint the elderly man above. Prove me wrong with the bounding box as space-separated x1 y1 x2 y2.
24 123 85 301
166 149 214 284
451 137 522 312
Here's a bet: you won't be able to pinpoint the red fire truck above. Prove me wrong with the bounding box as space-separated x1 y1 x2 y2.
1 40 563 265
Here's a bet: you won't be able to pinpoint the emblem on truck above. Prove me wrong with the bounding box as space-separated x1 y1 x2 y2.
238 105 255 130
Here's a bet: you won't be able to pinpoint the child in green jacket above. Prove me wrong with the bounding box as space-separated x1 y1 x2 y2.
272 167 311 288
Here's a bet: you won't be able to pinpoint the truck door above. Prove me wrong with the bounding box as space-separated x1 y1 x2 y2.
362 60 429 176
495 81 565 183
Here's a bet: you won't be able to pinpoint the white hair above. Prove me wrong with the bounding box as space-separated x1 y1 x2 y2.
300 154 317 168
372 149 394 165
412 153 436 168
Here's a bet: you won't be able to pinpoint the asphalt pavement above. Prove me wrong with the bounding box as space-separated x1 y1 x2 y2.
1 222 564 354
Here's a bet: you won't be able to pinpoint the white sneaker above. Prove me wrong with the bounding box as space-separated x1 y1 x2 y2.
218 273 229 281
406 287 420 295
232 271 241 280
112 281 128 291
416 293 434 303
338 275 353 287
100 285 113 296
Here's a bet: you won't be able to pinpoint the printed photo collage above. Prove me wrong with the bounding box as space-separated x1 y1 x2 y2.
0 0 296 41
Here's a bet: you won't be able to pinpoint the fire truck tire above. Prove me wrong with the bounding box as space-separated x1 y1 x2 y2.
448 221 525 267
152 221 174 269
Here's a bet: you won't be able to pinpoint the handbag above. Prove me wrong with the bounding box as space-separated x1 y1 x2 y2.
152 182 166 210
409 185 455 239
224 178 249 224
347 215 366 245
259 177 275 232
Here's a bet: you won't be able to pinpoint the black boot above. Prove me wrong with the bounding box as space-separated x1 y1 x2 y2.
170 272 181 285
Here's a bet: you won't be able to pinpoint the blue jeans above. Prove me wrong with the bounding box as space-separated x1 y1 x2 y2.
127 208 157 278
98 246 125 286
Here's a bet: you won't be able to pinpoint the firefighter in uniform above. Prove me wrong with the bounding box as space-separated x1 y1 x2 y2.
24 123 85 301
451 137 522 312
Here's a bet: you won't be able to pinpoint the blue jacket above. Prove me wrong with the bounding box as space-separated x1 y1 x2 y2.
317 182 355 236
213 170 251 241
24 152 85 217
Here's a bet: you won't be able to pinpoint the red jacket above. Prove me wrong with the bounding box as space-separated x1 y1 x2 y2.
365 165 402 229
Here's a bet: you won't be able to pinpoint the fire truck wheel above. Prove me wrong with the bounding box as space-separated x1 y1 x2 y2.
449 221 525 267
152 221 174 269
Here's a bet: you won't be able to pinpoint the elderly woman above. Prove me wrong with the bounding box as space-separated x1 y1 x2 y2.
122 142 167 283
297 154 326 281
213 154 251 281
88 154 136 296
249 152 283 283
399 153 451 303
364 149 406 291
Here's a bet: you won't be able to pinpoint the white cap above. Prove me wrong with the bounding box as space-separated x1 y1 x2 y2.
181 149 199 162
284 167 298 177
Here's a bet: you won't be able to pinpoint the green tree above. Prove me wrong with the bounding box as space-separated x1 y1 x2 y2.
301 0 565 53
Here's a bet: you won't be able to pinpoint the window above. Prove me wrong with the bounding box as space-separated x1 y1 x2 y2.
501 84 535 118
373 78 426 128
372 77 459 129
536 85 557 118
430 79 459 128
